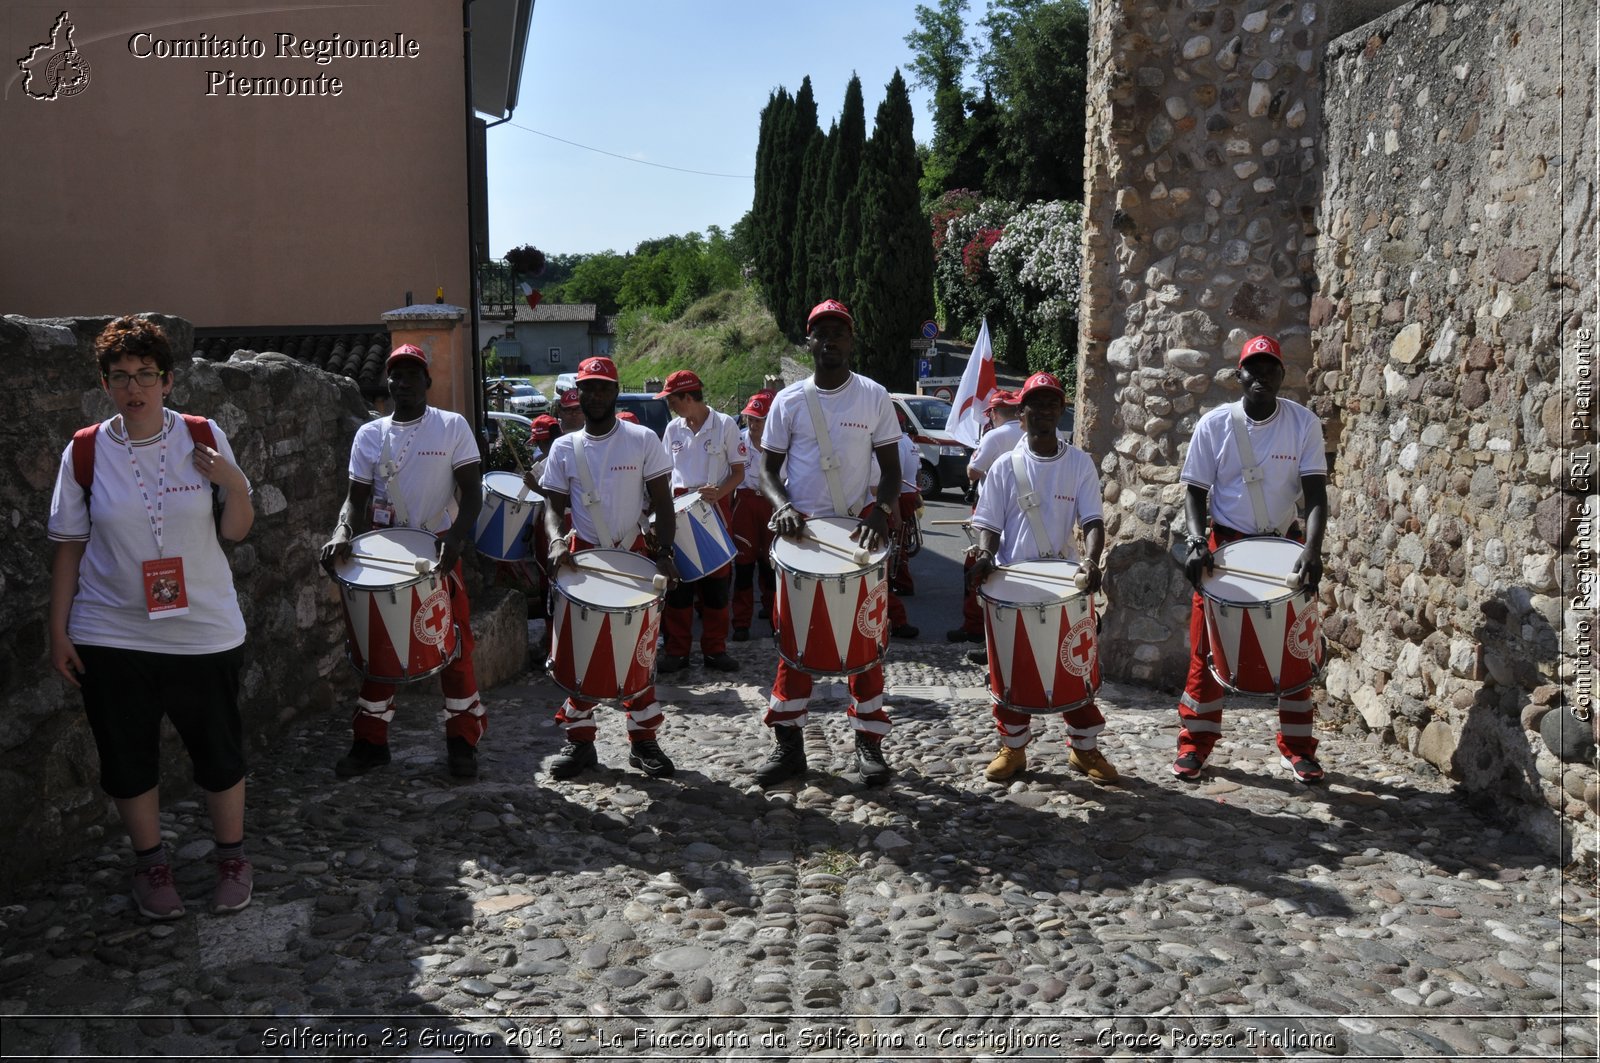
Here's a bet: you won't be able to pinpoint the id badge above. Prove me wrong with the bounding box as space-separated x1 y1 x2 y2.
371 501 396 528
142 557 190 619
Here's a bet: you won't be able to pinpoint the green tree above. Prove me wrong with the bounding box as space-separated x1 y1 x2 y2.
555 252 629 315
789 125 831 338
903 0 973 203
978 0 1089 201
852 71 934 392
750 88 792 317
827 75 867 305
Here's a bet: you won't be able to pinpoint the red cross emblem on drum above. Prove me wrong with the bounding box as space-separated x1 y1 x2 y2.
413 587 451 648
1059 615 1097 678
856 581 888 642
1287 607 1318 661
636 608 661 670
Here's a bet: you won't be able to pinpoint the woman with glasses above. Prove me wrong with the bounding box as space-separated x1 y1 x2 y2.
47 316 256 920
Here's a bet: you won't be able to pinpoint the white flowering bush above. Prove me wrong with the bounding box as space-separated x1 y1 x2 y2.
991 200 1084 377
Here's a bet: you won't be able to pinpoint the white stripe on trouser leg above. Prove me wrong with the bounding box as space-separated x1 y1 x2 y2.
560 699 595 734
356 696 395 722
999 719 1031 749
440 694 484 722
768 695 809 729
1179 692 1223 714
1181 718 1222 734
1278 720 1315 737
1067 721 1104 750
625 701 663 733
852 716 892 737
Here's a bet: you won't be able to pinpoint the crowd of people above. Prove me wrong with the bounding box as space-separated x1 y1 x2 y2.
47 306 1327 920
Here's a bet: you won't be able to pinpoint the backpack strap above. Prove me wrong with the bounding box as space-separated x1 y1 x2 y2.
181 413 216 452
71 424 100 494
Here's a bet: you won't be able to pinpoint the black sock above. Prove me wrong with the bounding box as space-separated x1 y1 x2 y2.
134 844 168 870
214 839 245 862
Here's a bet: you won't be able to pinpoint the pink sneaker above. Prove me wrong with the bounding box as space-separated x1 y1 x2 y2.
211 857 253 914
132 864 185 920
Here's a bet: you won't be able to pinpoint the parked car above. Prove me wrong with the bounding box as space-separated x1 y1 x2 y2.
616 393 670 437
889 393 971 498
505 383 549 415
553 372 578 397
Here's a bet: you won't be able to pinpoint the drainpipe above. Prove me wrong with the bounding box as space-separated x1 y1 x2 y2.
463 0 483 434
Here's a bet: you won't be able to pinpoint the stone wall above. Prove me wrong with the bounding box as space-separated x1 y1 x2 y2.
1307 0 1597 848
0 314 528 891
1080 0 1332 687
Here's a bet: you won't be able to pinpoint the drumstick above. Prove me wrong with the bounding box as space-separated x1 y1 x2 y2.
571 555 668 591
928 519 971 526
802 527 871 565
1213 563 1302 589
988 567 1093 591
349 552 434 575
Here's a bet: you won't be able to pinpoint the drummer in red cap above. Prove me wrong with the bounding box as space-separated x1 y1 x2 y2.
538 355 681 780
556 386 585 435
656 369 746 674
729 390 778 641
755 299 904 788
1172 334 1328 785
949 389 1022 646
320 343 487 779
969 371 1115 784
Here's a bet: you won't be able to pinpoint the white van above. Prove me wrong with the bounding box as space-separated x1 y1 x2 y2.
889 393 972 497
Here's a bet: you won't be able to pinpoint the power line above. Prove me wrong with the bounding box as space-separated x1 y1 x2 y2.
505 122 753 180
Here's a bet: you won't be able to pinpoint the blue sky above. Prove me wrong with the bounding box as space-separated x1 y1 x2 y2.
487 0 936 258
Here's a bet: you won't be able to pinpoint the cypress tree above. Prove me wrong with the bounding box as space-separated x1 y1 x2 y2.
852 71 933 392
750 89 790 317
827 75 867 306
788 125 829 340
802 122 839 321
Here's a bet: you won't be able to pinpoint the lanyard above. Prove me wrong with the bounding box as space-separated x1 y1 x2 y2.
122 410 171 558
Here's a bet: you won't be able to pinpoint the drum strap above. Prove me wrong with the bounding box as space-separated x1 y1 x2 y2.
802 378 855 518
377 423 416 530
571 433 620 548
1227 402 1287 536
1009 448 1062 558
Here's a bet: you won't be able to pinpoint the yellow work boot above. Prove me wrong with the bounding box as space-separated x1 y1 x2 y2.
984 745 1028 782
1068 746 1119 784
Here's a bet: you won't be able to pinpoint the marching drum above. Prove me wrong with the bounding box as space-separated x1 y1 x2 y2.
979 559 1100 714
668 490 738 581
333 528 460 683
1200 536 1325 697
770 517 890 678
548 549 665 704
474 470 541 562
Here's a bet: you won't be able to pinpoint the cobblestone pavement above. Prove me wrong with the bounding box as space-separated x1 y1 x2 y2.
2 628 1597 1060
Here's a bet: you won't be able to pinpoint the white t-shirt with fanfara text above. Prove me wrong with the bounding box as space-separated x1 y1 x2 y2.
762 373 900 519
541 420 671 546
665 408 745 491
971 439 1103 564
1181 398 1327 534
349 406 480 533
48 410 248 653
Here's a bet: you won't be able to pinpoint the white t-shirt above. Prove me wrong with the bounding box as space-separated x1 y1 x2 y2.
48 410 248 653
349 406 480 533
1181 398 1327 534
541 420 671 546
971 439 1103 564
968 419 1023 479
897 433 919 497
665 408 745 491
762 374 901 518
739 428 764 491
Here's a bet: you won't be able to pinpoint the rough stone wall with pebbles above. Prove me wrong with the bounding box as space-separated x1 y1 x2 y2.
0 313 371 890
1080 0 1332 687
1306 0 1598 845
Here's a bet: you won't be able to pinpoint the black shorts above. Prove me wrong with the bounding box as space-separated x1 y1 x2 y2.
76 644 246 799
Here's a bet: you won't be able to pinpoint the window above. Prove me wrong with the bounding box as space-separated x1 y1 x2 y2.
549 346 561 364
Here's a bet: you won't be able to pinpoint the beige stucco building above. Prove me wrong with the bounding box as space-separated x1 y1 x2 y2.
2 0 531 369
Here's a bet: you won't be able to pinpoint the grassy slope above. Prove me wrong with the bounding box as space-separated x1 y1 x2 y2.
613 287 794 413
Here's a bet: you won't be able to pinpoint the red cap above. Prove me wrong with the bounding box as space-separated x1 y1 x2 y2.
386 343 429 370
985 389 1018 412
806 299 854 332
1018 371 1066 401
530 414 560 442
1238 334 1283 366
558 388 581 409
576 356 618 382
742 391 773 418
616 410 641 425
656 369 703 398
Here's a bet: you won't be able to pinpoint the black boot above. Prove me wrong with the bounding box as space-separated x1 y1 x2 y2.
754 726 807 786
446 736 478 779
628 738 676 778
335 740 390 778
855 734 891 787
549 740 599 780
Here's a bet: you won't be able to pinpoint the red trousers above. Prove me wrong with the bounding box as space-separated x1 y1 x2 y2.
765 660 889 739
1177 528 1316 759
353 561 484 746
730 487 775 629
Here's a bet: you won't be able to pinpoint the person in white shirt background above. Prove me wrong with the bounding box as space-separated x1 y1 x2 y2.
949 390 1021 646
755 299 902 789
970 371 1116 785
729 390 778 642
49 315 257 919
656 369 745 675
1171 334 1328 786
